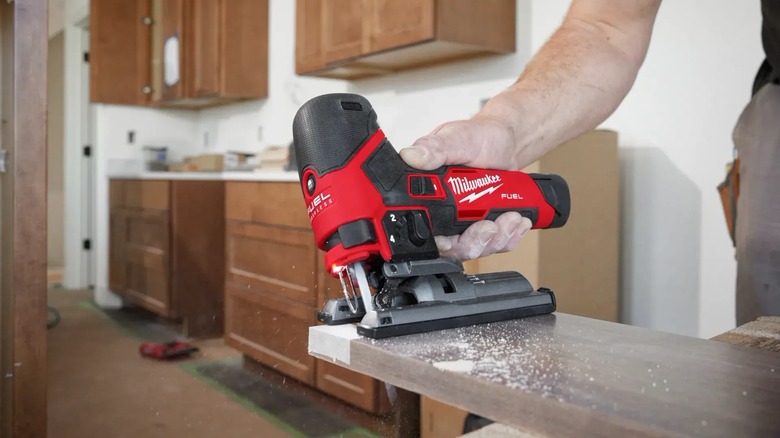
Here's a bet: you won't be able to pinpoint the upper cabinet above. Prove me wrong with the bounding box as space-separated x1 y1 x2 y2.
91 0 268 108
90 0 152 106
295 0 516 79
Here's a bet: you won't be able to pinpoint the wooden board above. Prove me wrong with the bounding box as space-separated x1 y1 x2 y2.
712 316 780 352
0 0 48 435
309 314 780 437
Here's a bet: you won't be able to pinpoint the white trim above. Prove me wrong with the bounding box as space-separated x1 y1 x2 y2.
62 24 85 289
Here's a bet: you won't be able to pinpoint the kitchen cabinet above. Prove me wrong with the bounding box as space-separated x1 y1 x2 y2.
295 0 515 79
90 0 152 105
90 0 268 108
151 0 269 107
224 181 391 414
109 179 226 337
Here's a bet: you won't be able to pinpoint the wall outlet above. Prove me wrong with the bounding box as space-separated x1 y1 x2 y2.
203 131 209 148
257 126 263 142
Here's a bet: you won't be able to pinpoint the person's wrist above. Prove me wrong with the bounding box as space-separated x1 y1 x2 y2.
473 90 531 159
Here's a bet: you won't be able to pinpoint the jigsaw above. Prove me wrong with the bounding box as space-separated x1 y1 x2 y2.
292 94 570 339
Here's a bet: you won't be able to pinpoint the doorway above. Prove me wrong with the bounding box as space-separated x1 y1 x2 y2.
80 27 95 289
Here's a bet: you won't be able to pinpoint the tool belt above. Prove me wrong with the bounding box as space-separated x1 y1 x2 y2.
717 156 740 247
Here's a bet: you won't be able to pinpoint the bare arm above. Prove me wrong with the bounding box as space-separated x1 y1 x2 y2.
401 0 661 260
486 0 662 167
403 0 662 171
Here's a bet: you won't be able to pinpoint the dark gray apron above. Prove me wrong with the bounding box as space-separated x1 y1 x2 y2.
733 82 780 325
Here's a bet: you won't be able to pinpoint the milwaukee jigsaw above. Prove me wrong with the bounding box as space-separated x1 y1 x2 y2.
292 94 570 339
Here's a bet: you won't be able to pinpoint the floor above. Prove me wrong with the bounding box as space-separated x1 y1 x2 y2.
46 289 375 438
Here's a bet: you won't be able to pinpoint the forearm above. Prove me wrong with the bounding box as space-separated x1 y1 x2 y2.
478 0 661 168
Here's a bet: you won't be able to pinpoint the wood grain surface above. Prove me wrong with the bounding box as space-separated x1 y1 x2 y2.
712 316 780 352
0 0 49 435
310 314 780 437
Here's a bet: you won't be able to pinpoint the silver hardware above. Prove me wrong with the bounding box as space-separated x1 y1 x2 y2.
141 16 153 25
141 86 152 94
337 265 360 314
0 150 7 173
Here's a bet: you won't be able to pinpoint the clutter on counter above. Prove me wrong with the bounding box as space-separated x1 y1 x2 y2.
167 146 296 173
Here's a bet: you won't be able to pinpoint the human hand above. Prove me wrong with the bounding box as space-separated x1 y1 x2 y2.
399 117 534 260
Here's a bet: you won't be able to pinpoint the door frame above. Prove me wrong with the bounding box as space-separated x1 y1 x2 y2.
63 16 93 290
0 0 49 436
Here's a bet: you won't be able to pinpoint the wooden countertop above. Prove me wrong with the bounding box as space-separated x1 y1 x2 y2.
108 171 299 182
309 314 780 437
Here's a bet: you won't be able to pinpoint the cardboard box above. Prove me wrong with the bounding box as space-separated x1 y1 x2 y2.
190 151 258 172
464 129 620 322
257 145 290 170
420 396 469 438
168 159 198 172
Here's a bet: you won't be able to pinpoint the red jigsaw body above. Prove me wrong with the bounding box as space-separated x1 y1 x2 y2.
298 126 568 278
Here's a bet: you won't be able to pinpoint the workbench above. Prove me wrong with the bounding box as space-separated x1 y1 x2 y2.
309 314 780 437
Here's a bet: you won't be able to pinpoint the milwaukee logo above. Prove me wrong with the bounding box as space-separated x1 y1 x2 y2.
447 174 502 196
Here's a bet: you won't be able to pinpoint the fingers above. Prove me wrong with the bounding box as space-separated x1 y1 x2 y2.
398 143 445 170
435 213 533 260
399 118 517 170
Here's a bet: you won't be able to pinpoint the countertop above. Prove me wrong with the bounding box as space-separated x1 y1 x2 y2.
107 170 299 182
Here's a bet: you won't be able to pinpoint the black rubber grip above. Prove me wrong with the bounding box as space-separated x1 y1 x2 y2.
529 174 570 228
292 93 380 179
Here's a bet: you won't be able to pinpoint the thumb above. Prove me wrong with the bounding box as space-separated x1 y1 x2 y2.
399 120 475 170
399 138 447 171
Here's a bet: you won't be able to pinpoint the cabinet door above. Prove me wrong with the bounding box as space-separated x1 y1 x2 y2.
124 209 172 316
225 283 317 384
109 209 127 293
369 0 434 53
153 0 187 102
90 0 152 105
219 0 268 98
190 0 220 97
295 0 325 73
321 0 371 64
223 217 318 384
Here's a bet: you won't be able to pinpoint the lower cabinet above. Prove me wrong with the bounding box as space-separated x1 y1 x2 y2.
109 178 225 337
224 180 390 414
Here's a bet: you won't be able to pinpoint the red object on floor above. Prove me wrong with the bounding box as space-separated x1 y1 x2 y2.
139 341 199 360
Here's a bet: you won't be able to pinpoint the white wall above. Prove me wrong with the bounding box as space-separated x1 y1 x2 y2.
85 0 765 337
583 2 761 338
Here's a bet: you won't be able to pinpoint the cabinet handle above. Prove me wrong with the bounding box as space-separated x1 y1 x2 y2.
141 86 152 94
141 16 153 25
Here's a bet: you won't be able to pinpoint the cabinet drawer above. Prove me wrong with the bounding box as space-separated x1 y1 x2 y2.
225 283 316 384
226 221 317 306
225 181 309 228
125 180 170 211
124 253 171 316
109 209 126 293
126 210 170 250
317 359 391 414
122 209 172 315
